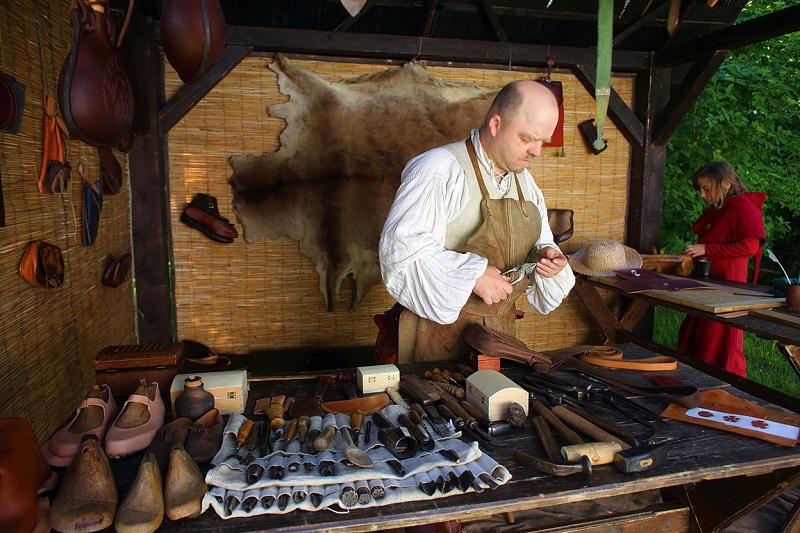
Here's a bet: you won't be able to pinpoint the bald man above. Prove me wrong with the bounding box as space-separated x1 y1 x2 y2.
379 79 575 363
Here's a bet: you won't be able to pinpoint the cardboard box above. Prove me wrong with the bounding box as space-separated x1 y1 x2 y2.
170 370 248 416
357 364 400 394
465 369 528 422
95 343 185 397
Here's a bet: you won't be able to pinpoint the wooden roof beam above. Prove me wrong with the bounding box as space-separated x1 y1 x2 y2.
656 3 800 66
475 0 508 42
223 25 650 71
572 64 644 147
652 50 728 147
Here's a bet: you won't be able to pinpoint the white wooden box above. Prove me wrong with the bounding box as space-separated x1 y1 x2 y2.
465 369 529 422
357 364 400 394
170 370 248 417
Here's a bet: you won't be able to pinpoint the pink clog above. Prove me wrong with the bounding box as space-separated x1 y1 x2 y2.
104 382 165 459
41 384 118 467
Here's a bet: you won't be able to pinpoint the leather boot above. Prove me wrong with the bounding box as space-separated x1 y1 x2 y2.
49 435 117 533
115 453 163 533
180 193 238 243
164 443 207 520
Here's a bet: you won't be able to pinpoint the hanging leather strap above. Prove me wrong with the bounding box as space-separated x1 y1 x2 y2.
465 138 528 218
593 0 613 152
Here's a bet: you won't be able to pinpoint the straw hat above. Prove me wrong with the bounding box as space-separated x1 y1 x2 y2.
569 240 642 277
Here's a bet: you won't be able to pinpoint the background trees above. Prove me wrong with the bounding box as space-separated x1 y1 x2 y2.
661 0 799 284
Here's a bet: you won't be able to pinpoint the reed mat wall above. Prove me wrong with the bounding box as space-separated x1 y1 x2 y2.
0 0 137 440
166 55 632 357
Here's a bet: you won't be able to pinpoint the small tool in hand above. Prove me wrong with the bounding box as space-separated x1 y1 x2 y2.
228 419 254 461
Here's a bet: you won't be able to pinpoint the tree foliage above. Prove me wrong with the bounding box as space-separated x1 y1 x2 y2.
661 1 800 282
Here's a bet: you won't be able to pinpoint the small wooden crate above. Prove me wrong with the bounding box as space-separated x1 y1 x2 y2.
465 369 528 422
94 343 186 397
170 370 248 416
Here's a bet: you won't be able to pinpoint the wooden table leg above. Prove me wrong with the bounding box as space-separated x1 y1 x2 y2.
573 282 622 343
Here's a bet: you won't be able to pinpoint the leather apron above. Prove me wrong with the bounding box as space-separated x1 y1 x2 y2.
398 139 542 362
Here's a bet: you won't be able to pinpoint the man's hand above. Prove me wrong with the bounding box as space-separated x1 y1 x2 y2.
534 246 568 279
683 244 706 258
473 266 513 305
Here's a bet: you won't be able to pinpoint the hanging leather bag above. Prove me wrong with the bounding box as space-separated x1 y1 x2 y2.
37 94 71 194
160 0 226 83
58 0 134 147
19 241 65 288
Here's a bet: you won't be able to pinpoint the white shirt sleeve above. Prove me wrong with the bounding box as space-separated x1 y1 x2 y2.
521 174 576 314
379 150 486 325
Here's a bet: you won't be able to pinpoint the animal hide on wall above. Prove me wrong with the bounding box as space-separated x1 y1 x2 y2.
229 54 498 311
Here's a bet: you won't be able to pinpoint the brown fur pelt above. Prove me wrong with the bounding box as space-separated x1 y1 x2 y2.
229 54 498 310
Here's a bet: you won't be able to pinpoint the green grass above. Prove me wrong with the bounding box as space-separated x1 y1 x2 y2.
653 307 800 400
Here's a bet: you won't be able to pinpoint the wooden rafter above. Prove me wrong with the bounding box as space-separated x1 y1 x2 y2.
475 0 507 42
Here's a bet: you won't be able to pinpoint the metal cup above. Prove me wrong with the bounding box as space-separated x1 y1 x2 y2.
693 259 712 279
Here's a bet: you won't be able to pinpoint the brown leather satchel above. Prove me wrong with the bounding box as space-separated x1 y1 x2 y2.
37 94 70 194
160 0 227 83
19 241 65 288
58 0 134 147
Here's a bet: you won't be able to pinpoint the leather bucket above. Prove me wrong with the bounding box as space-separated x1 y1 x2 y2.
160 0 227 84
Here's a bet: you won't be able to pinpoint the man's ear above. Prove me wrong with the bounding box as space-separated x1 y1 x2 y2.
488 114 502 136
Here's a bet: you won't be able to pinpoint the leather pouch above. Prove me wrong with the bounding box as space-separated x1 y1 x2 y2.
160 0 227 83
38 94 70 194
58 0 134 147
19 241 65 288
99 146 122 194
102 253 131 287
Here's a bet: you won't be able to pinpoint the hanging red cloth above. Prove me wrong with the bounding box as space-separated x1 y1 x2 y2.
677 192 767 377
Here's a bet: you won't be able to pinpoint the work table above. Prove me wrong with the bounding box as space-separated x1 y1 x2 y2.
104 343 800 532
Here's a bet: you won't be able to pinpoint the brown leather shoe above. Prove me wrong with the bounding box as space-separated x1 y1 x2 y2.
164 443 207 520
49 435 117 533
145 416 193 469
184 408 223 464
115 453 163 533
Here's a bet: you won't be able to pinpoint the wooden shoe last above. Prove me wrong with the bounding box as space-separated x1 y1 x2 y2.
115 453 163 533
165 443 207 520
49 435 117 533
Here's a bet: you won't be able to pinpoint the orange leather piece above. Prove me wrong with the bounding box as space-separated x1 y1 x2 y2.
0 418 52 533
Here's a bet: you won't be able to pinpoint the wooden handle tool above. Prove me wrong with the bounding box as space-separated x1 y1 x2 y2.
314 425 337 453
561 441 623 465
236 420 254 448
530 400 583 445
532 415 562 463
297 415 310 442
551 405 631 450
350 409 365 441
284 417 298 442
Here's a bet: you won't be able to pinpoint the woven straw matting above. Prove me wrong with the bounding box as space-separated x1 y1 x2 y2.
0 0 137 441
166 55 630 355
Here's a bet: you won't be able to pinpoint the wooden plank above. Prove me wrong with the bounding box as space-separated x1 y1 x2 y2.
652 51 728 147
750 309 800 329
591 275 785 314
222 26 650 71
656 4 800 67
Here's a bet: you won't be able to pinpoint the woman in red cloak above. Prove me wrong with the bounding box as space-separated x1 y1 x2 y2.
678 161 766 377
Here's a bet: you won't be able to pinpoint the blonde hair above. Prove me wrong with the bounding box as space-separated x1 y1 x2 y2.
692 160 748 209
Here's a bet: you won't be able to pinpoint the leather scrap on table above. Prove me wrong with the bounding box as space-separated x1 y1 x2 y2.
661 388 800 447
613 268 710 293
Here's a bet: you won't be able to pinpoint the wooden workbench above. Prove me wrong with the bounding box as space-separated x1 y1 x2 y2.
103 344 800 533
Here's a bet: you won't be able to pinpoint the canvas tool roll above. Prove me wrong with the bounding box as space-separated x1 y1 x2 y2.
398 139 541 363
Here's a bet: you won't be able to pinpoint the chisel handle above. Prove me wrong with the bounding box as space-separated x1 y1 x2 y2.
530 401 583 445
314 426 337 452
551 405 631 450
532 415 562 463
285 418 299 442
236 420 254 447
459 400 486 428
